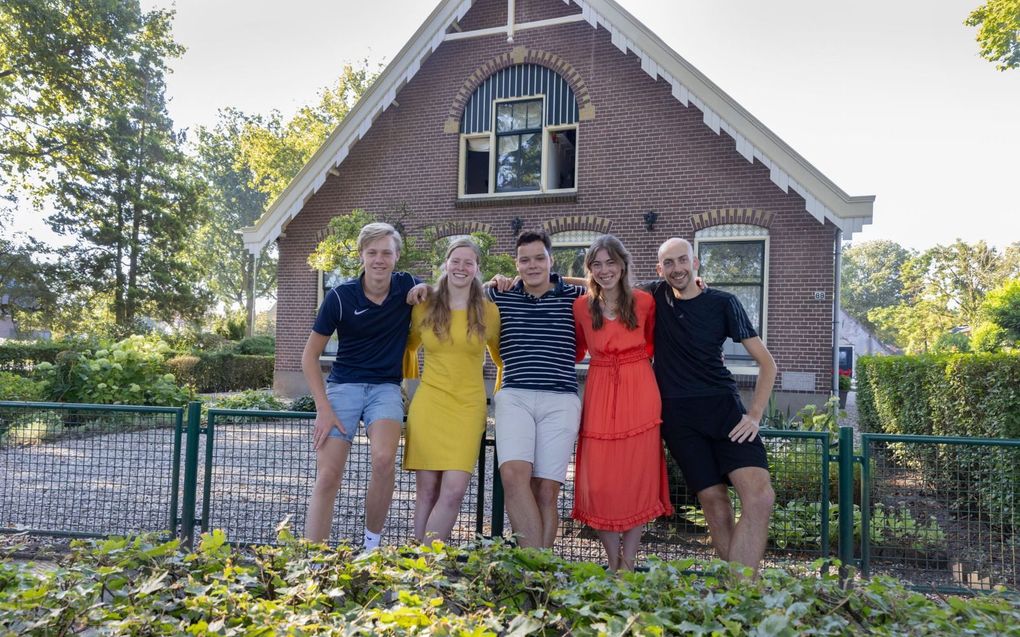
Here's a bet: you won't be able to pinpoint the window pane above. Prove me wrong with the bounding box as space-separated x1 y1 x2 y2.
496 103 514 132
527 101 542 128
496 136 519 191
714 284 761 332
551 246 587 278
699 241 764 284
512 102 528 129
518 133 541 188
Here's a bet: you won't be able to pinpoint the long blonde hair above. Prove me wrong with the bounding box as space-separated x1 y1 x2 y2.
422 237 488 341
585 234 638 331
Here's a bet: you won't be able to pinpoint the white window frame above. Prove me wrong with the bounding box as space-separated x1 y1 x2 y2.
458 94 579 198
694 227 769 376
316 269 350 362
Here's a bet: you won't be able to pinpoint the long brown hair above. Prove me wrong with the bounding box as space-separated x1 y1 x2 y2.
585 234 638 331
422 237 488 341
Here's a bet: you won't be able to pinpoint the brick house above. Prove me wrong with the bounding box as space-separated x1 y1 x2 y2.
241 0 874 408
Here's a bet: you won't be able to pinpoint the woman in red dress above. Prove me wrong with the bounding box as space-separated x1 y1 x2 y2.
572 235 673 570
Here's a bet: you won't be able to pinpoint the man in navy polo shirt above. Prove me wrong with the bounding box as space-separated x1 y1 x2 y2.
650 237 777 574
487 230 584 548
302 222 419 550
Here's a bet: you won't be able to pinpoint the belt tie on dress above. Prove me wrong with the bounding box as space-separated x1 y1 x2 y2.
587 350 650 426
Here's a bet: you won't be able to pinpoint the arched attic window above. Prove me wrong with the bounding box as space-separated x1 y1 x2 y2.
459 64 579 197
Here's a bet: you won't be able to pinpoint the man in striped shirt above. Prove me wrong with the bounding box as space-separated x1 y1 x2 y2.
487 230 584 549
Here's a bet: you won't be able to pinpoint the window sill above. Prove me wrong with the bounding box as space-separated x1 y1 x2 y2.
727 364 760 376
455 191 577 208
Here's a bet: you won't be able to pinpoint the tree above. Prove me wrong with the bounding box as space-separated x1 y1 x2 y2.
0 234 56 332
189 108 275 336
841 240 913 330
965 0 1020 71
981 278 1020 340
42 7 210 331
237 61 379 202
0 1 171 195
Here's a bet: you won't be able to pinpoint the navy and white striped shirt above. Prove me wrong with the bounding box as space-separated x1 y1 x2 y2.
487 274 584 393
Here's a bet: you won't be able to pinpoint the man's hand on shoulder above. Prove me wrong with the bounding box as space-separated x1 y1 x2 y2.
407 283 430 305
486 274 517 292
728 413 760 443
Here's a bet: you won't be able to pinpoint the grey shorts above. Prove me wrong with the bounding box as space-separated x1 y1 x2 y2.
493 388 581 483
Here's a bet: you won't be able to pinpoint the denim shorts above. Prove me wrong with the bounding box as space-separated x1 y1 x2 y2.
325 382 404 443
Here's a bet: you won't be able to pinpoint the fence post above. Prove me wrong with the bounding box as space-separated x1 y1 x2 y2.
180 401 202 549
837 425 855 571
491 447 505 538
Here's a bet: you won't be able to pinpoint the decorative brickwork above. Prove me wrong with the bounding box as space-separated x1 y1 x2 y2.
442 46 595 134
690 208 775 232
542 215 612 235
428 220 494 237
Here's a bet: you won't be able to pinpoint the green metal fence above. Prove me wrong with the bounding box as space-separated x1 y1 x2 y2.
3 399 1018 593
860 432 1019 592
0 400 184 539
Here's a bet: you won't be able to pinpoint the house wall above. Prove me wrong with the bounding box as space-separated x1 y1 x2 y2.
274 0 835 407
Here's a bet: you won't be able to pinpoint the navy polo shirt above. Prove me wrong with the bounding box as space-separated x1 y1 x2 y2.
312 271 419 385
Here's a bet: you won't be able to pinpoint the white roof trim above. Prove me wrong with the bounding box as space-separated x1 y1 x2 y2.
241 0 874 254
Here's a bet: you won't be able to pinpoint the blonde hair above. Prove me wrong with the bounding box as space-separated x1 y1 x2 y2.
357 222 403 253
585 234 638 331
421 238 488 341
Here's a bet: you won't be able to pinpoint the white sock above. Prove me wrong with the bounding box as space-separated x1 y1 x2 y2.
363 529 381 550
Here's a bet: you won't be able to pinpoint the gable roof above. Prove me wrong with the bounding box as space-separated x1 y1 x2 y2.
240 0 875 254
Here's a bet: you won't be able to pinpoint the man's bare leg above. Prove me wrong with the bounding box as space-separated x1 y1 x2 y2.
727 467 774 573
500 460 543 548
305 437 351 542
531 477 562 548
364 419 402 535
697 483 736 561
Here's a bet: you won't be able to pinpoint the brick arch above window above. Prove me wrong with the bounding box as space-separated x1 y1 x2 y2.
443 46 595 134
690 208 774 233
427 220 494 238
542 215 612 236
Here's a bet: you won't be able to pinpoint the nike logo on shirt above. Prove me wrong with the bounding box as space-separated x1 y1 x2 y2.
354 308 369 315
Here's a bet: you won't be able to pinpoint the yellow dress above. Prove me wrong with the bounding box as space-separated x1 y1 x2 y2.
403 301 502 472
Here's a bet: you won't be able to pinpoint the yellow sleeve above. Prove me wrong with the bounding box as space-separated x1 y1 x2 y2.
484 301 503 392
402 304 425 379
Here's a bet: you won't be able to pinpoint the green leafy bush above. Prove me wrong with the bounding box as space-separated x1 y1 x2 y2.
4 532 1017 636
33 335 192 406
289 394 316 412
0 339 81 375
166 352 274 392
212 390 287 411
233 335 275 355
0 371 46 401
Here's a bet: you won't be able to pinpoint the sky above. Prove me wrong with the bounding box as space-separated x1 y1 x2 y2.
12 0 1020 252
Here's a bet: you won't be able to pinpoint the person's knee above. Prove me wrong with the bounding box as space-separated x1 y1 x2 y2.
741 482 775 518
314 466 343 493
698 485 732 512
370 449 396 478
534 481 560 508
499 462 532 489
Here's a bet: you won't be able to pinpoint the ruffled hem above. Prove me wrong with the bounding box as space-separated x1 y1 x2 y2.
571 501 674 532
578 417 662 440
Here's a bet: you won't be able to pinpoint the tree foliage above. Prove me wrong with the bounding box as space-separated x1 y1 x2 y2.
841 240 913 330
0 234 55 332
965 0 1020 71
237 61 379 203
188 108 276 334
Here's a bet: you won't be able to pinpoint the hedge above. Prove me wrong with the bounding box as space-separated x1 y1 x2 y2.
856 353 1020 439
856 353 1020 528
166 352 274 393
0 341 70 375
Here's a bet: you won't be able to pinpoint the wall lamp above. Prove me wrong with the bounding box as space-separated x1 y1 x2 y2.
643 211 659 232
510 216 524 235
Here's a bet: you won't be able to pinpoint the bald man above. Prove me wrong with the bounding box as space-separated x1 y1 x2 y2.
648 237 777 574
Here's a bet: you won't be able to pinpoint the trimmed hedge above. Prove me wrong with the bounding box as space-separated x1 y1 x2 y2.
857 353 1020 529
166 352 274 393
856 353 1020 438
0 341 69 375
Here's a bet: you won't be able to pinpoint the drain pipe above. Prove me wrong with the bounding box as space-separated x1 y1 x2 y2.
832 227 843 396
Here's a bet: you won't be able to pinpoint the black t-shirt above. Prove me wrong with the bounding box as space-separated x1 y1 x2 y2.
645 281 758 399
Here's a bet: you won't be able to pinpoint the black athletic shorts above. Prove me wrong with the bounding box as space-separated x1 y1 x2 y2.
660 393 769 494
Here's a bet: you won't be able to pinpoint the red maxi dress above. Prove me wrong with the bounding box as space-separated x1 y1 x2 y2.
571 289 673 531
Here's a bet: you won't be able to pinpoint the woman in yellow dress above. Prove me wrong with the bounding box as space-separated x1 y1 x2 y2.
404 237 501 542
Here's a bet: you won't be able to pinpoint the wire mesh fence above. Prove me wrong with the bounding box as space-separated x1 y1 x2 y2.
0 401 183 538
862 433 1020 592
4 398 1017 593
